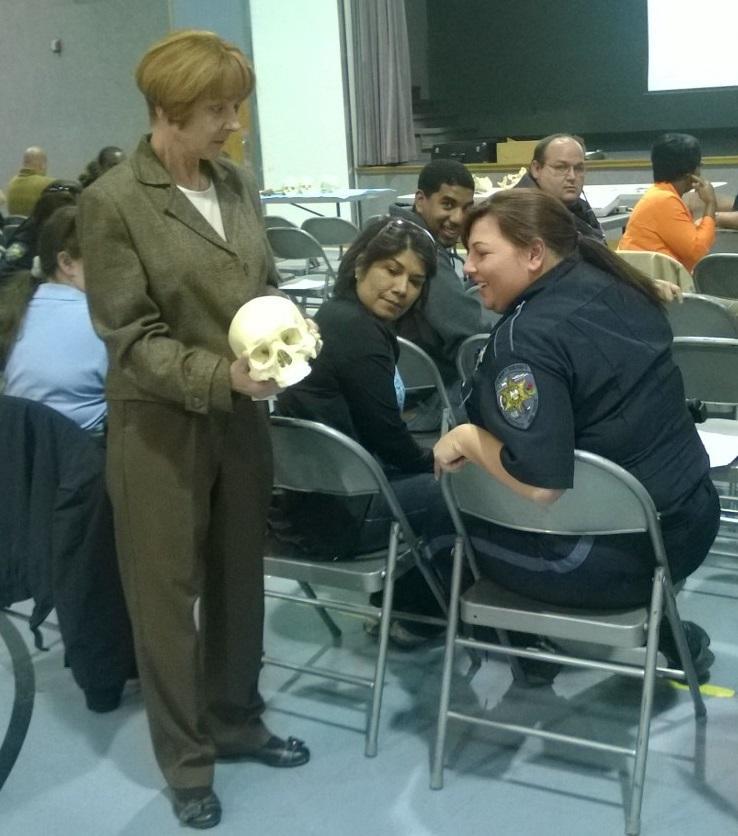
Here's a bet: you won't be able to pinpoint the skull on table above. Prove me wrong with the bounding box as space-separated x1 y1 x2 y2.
228 296 319 388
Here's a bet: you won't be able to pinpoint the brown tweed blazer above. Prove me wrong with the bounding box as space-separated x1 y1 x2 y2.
78 136 281 414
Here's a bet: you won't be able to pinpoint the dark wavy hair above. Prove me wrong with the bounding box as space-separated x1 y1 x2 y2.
462 189 662 306
0 206 81 368
334 216 438 304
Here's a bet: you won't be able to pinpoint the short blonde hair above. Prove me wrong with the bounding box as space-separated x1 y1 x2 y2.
136 29 255 124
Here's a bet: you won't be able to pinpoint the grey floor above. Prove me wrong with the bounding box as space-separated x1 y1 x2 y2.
1 531 737 836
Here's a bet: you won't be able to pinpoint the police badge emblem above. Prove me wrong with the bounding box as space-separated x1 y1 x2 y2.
495 363 538 429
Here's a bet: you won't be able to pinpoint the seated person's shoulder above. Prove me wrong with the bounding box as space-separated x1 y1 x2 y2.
318 297 388 338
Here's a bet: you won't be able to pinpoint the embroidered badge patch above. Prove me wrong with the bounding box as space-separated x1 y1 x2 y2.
495 363 538 429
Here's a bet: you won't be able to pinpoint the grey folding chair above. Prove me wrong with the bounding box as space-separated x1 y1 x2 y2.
617 249 695 291
396 337 456 437
431 452 706 836
693 253 738 300
665 293 738 337
264 416 447 757
672 337 738 545
266 226 337 307
301 216 359 259
263 215 298 230
455 333 489 385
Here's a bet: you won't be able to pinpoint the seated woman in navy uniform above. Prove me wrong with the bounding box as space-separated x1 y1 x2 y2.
433 189 719 676
274 216 446 645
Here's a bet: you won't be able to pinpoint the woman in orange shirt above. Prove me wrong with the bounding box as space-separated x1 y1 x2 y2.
619 133 716 272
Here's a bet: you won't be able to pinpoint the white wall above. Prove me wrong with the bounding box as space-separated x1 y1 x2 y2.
249 0 350 224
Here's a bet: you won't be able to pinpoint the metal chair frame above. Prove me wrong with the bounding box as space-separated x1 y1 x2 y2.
671 337 738 544
266 226 337 307
431 452 706 836
396 337 455 430
301 216 359 258
455 333 489 385
665 293 738 338
264 416 447 757
693 253 738 300
263 215 298 230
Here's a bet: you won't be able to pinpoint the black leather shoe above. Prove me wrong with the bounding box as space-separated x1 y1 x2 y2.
221 735 310 768
172 790 222 829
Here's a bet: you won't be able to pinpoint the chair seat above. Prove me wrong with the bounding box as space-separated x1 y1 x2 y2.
266 552 397 594
460 578 648 648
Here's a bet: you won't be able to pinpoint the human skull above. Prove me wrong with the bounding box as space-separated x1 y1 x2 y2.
228 296 319 388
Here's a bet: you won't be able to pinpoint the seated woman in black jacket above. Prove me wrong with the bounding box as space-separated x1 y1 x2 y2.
274 216 444 641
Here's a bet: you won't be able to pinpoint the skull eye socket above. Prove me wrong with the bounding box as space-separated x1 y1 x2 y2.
281 328 303 346
251 344 273 364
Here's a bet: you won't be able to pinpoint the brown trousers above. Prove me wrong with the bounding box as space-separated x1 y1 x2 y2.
106 396 272 789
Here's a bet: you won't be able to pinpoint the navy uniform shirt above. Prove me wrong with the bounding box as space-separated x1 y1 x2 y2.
466 255 709 517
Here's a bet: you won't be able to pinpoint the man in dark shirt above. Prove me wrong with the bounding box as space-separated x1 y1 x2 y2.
389 159 489 429
515 134 605 243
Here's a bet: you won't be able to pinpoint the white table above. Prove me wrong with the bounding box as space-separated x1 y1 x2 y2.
260 188 395 224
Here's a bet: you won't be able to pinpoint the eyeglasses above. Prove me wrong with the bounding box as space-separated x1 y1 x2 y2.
380 216 436 245
543 162 586 178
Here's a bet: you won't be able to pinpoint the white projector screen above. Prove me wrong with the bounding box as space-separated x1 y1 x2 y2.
648 0 738 91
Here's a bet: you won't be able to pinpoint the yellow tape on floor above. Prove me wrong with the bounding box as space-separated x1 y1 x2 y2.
669 681 735 698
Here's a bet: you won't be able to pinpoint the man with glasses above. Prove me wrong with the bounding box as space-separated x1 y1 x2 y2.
515 134 605 243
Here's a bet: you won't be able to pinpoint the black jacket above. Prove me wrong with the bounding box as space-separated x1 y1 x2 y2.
0 396 135 694
278 296 432 473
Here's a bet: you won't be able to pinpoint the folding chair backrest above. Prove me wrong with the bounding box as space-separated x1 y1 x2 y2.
266 226 326 260
617 249 695 291
445 451 657 541
263 215 298 230
671 337 738 405
301 216 359 247
693 253 738 299
396 337 454 418
455 333 489 383
666 293 738 337
270 415 386 496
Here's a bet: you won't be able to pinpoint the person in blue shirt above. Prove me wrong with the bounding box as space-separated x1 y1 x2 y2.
1 206 107 433
433 188 719 678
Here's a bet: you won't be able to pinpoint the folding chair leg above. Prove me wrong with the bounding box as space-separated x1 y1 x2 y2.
415 542 480 669
430 535 465 790
365 522 401 758
662 583 707 719
626 568 664 836
298 582 342 639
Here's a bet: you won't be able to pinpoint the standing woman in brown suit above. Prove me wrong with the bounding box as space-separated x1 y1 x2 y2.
78 30 309 830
